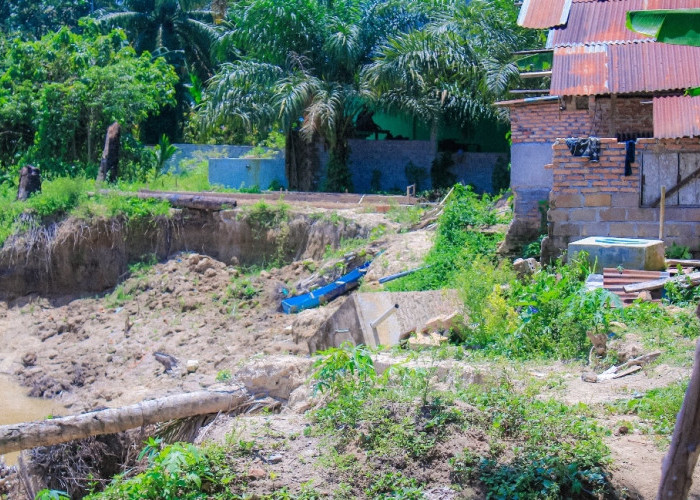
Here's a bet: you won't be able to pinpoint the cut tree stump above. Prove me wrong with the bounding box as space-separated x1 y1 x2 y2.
0 389 250 455
16 165 41 201
96 121 121 183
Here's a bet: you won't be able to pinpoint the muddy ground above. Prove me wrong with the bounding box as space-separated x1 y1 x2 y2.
0 203 697 499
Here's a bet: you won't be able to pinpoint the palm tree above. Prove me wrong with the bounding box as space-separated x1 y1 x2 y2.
363 0 542 133
96 0 218 77
198 0 434 192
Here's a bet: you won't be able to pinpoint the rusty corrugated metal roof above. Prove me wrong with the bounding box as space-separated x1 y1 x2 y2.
550 42 700 95
548 0 697 47
517 0 572 29
653 96 700 138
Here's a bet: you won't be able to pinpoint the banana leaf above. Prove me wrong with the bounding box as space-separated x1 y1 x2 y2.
626 9 700 46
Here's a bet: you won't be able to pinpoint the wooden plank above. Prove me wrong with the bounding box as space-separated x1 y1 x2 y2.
679 153 700 205
651 159 700 207
642 153 677 206
658 336 700 499
667 259 700 268
623 271 700 293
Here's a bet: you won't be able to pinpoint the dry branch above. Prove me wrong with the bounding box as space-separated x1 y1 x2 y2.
0 390 250 455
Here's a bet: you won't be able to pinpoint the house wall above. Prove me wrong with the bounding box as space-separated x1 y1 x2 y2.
504 97 655 254
545 137 700 258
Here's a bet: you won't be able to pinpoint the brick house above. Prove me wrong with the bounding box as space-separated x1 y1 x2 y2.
498 0 700 259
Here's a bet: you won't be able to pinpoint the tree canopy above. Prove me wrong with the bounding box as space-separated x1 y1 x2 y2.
0 23 177 179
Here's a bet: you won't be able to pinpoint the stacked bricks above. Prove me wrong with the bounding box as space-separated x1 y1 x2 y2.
547 137 700 254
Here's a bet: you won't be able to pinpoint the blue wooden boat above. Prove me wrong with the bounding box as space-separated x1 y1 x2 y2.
281 261 371 314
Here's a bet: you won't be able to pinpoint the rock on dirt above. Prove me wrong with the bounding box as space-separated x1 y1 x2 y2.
234 356 312 401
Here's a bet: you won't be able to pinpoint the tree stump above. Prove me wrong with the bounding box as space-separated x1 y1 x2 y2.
16 165 41 201
96 121 121 183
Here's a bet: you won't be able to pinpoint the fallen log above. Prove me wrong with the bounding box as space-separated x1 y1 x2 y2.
623 272 700 293
134 191 238 210
0 389 250 455
95 189 238 211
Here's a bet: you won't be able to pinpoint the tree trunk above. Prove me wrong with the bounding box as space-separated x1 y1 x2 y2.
325 131 353 193
658 304 700 499
96 121 121 183
285 130 320 191
0 390 250 455
16 165 41 201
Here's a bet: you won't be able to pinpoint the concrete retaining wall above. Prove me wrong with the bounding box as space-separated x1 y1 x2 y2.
209 157 286 190
307 290 462 353
207 140 506 194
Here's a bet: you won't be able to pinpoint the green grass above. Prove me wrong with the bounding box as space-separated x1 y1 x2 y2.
0 177 172 247
607 380 688 437
309 343 614 499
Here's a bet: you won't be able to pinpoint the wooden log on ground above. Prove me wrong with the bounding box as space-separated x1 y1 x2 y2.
96 190 238 211
0 390 250 455
623 272 700 293
658 306 700 499
135 191 237 210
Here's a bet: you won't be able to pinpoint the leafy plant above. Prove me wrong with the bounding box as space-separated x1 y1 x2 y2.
87 442 237 499
312 342 375 395
666 242 692 260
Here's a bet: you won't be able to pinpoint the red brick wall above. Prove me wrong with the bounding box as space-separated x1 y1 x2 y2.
509 102 593 144
508 97 654 145
546 137 700 255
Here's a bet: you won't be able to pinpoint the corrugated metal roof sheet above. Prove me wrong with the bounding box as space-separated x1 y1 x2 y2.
548 0 697 47
551 43 700 95
653 96 700 138
517 0 572 29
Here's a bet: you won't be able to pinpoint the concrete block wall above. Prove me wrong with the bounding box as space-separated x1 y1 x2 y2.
547 137 700 255
344 139 436 192
207 139 506 194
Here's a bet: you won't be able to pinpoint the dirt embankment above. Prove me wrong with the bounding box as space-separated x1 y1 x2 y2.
0 208 367 301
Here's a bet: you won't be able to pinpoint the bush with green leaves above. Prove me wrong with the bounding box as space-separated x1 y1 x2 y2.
388 183 509 291
453 380 613 499
0 22 177 180
87 441 237 499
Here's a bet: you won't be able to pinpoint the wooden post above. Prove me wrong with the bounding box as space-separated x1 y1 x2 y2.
16 165 41 201
657 304 700 499
659 185 666 240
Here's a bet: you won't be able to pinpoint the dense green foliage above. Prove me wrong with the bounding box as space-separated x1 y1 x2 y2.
0 23 177 180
